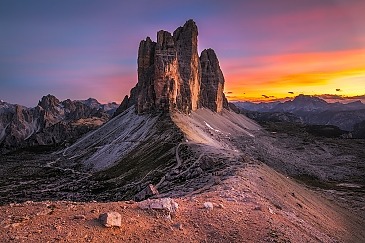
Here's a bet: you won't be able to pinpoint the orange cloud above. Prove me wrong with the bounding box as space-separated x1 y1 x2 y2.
223 48 365 101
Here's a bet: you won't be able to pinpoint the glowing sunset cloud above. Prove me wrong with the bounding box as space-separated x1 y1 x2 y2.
223 49 365 102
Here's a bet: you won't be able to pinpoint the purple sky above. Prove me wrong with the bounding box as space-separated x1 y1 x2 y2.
1 0 364 106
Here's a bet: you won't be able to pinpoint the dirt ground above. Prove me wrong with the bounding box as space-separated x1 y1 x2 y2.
1 163 364 243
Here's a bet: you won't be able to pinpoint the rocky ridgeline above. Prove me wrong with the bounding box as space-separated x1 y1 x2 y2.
115 19 228 116
0 95 118 154
235 95 365 131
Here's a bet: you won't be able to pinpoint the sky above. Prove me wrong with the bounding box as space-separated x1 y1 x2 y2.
1 0 365 106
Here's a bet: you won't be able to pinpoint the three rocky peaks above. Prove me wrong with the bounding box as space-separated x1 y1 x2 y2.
116 19 228 115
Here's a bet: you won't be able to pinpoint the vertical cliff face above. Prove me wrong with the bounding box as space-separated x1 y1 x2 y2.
200 48 225 113
135 20 201 114
136 37 156 114
173 19 201 112
117 19 227 115
153 30 179 112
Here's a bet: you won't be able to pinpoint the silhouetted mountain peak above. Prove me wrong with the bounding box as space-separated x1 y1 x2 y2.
292 95 327 105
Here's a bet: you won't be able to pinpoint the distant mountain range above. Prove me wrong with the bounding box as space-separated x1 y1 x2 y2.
0 95 118 154
234 94 365 132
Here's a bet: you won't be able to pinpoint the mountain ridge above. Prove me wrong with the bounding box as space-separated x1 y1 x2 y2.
0 94 118 154
234 94 365 131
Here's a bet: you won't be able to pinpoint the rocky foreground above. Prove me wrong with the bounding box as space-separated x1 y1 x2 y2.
1 162 364 243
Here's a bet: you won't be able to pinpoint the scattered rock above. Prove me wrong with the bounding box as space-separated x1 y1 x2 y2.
36 209 53 216
173 223 183 230
135 184 159 201
98 212 122 227
46 204 57 213
138 198 179 213
9 215 30 223
52 225 61 231
164 214 172 221
253 206 262 211
212 202 225 209
204 202 214 210
273 203 282 210
74 215 86 220
215 203 225 209
9 203 22 207
11 223 21 228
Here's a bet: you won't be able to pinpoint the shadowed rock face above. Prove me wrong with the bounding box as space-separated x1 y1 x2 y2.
137 37 157 113
200 49 225 113
117 19 227 115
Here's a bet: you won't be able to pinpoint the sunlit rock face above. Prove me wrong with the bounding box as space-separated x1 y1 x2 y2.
135 19 201 114
118 19 227 115
153 30 180 112
173 19 201 113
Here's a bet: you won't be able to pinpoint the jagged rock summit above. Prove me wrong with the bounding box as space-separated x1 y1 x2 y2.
0 95 118 154
116 19 228 116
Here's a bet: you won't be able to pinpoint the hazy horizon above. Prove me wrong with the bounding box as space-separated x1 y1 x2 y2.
2 93 365 108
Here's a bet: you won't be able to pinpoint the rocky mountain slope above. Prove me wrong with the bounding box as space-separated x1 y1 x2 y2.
52 20 240 200
0 19 364 242
353 120 365 138
0 95 118 154
235 95 365 131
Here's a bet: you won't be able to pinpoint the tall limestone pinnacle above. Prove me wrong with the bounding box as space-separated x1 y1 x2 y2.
200 48 225 112
115 19 228 116
173 19 201 112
